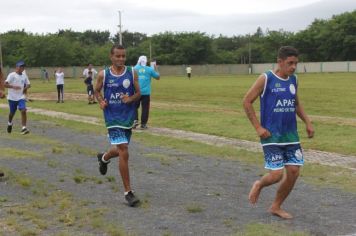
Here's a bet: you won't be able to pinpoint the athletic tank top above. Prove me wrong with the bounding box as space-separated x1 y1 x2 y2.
260 70 299 146
103 66 136 129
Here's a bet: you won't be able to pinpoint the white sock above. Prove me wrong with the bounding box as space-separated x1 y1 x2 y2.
8 122 12 126
124 190 133 196
101 153 110 163
22 126 26 130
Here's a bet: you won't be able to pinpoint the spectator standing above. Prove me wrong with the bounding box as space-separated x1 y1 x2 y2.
55 67 64 103
133 55 160 129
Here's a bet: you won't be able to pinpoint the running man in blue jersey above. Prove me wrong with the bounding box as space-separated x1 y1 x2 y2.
243 46 314 219
94 44 141 207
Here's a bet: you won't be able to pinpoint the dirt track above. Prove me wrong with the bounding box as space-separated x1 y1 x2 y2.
0 115 356 235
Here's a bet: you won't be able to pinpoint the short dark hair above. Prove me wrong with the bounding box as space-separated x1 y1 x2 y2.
278 46 299 60
110 44 125 54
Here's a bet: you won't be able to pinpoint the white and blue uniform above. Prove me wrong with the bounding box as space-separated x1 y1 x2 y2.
103 66 136 145
260 70 304 170
6 72 30 114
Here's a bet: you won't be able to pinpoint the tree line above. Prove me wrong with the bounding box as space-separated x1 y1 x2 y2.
1 10 355 67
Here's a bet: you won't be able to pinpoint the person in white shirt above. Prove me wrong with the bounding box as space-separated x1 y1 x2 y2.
186 65 192 79
83 63 98 79
4 60 31 135
83 64 98 103
55 67 65 103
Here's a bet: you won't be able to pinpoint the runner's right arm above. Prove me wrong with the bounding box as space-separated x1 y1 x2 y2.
94 70 107 110
243 74 271 139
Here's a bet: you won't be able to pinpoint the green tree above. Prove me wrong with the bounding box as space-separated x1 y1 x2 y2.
1 10 355 66
80 30 111 45
1 30 28 66
294 10 356 61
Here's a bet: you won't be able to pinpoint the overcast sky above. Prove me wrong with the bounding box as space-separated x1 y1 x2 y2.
1 0 355 36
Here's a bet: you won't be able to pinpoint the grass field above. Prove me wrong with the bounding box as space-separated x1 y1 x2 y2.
1 72 356 235
11 72 356 193
9 72 356 156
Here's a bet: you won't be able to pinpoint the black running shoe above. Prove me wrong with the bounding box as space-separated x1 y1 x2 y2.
140 124 148 129
125 191 140 207
7 124 12 133
21 127 30 135
97 153 109 175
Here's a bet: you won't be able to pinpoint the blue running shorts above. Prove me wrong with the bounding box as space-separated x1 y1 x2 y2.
262 144 304 170
8 99 26 114
107 127 132 145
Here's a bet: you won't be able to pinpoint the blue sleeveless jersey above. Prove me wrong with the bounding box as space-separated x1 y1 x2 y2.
103 66 136 129
260 70 299 146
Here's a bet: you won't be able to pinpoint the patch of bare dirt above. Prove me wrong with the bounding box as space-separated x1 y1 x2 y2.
28 92 87 101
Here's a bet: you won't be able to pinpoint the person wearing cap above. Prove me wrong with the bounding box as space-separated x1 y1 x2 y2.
133 55 160 129
4 60 31 135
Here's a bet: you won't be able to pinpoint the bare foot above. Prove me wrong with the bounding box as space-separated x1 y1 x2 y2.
268 207 293 219
248 180 262 204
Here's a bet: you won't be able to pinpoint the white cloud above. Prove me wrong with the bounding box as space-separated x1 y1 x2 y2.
0 0 355 36
131 0 323 14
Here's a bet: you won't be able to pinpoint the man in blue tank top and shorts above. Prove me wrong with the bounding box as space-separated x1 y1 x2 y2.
94 44 141 207
243 46 314 219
